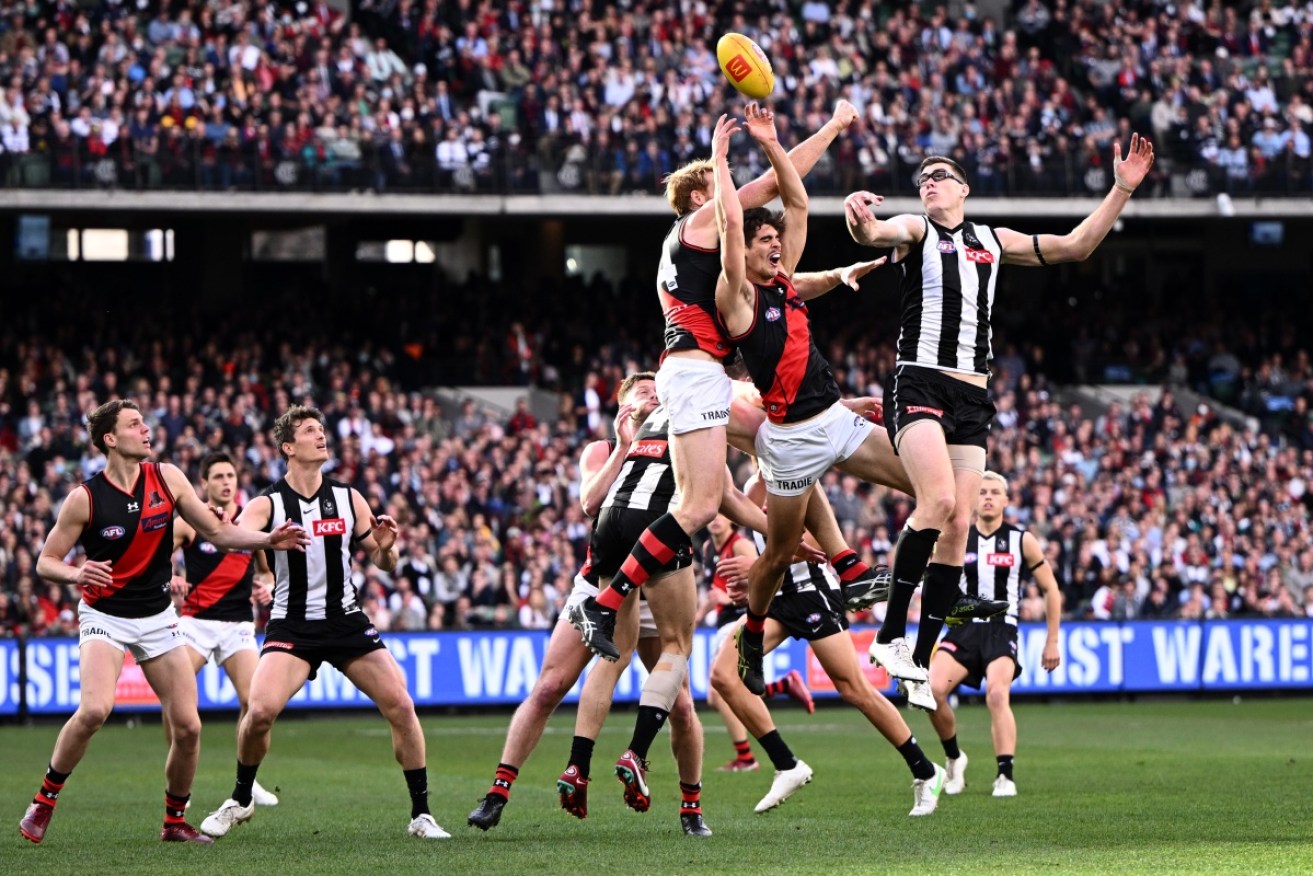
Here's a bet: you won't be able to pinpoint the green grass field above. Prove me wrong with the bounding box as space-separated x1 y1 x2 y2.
3 697 1311 875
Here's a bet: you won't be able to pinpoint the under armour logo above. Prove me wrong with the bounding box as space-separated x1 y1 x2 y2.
127 501 140 512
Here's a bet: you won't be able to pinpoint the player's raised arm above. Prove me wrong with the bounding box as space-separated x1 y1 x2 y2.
745 102 808 276
844 191 923 250
996 133 1155 266
350 488 399 572
792 258 888 301
736 99 858 209
712 114 752 335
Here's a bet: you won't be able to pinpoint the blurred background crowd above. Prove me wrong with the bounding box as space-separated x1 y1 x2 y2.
0 0 1311 195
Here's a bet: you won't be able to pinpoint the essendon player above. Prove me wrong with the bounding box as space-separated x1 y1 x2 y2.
469 373 774 836
710 104 929 697
843 135 1154 691
568 101 884 664
166 451 278 808
200 406 447 840
922 472 1062 798
20 400 308 846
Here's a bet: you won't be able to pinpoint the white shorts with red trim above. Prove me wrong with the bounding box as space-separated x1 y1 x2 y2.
656 357 732 436
754 401 875 497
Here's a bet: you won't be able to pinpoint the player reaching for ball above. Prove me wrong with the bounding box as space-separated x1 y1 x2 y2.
566 99 892 665
844 135 1155 706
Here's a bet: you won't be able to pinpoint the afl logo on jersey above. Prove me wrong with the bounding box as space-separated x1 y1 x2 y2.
765 306 782 322
100 525 126 540
937 240 957 254
199 542 219 554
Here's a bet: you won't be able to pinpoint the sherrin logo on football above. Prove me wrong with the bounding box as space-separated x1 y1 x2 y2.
716 33 774 100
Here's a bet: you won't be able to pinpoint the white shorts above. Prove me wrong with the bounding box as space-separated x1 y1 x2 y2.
78 601 186 662
179 616 258 666
567 574 658 639
755 401 875 497
656 357 732 436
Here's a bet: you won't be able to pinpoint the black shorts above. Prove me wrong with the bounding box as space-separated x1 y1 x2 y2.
262 612 387 680
937 622 1020 689
589 507 693 581
769 586 849 642
884 364 996 451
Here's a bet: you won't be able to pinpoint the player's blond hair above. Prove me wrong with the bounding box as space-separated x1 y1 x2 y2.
982 470 1010 494
664 160 714 216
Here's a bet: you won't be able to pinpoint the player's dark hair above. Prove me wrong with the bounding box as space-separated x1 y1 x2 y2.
200 450 237 480
917 155 969 183
88 399 141 453
743 207 785 244
273 405 325 460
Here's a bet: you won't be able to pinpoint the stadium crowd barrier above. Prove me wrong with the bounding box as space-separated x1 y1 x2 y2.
3 618 1311 716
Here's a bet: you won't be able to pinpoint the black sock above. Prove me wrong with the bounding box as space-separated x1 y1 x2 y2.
627 705 669 761
942 735 961 760
912 563 962 666
46 764 71 785
404 767 430 818
569 736 595 779
232 761 260 807
756 730 797 772
898 735 936 781
997 755 1014 780
878 526 940 643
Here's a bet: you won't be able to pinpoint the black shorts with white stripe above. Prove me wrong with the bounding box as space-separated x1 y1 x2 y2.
768 586 849 642
884 364 996 451
261 612 387 680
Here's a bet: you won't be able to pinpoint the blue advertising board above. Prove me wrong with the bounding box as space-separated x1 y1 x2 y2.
14 619 1313 715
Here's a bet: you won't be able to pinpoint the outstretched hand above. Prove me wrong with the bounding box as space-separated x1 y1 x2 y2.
838 257 888 290
1113 132 1155 191
371 515 399 552
268 520 310 552
613 402 638 446
711 113 740 162
843 190 884 226
830 98 858 132
743 101 778 146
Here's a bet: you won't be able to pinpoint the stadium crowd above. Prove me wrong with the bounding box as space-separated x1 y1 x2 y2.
2 272 1313 640
0 0 1310 195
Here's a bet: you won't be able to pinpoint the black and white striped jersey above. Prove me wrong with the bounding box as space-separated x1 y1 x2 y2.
749 531 839 597
263 477 361 621
962 522 1026 624
894 216 1001 376
600 406 680 513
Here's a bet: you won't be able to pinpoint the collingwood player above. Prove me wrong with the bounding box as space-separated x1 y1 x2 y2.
846 135 1154 696
708 472 946 818
166 450 279 808
923 472 1062 797
469 373 774 837
20 400 308 846
200 406 448 841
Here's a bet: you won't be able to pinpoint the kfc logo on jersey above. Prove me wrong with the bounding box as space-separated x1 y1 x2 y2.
937 240 957 254
313 518 348 537
100 525 126 540
630 440 668 459
965 249 995 264
986 553 1016 567
765 306 782 322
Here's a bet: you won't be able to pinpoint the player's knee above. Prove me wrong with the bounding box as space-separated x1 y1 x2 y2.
244 701 280 734
832 673 868 705
379 689 418 725
74 701 113 732
709 659 738 698
168 714 202 748
667 691 698 731
529 670 573 711
985 686 1010 712
922 491 957 526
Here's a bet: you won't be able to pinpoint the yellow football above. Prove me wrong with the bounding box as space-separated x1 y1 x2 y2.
716 33 775 100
